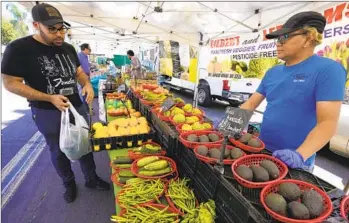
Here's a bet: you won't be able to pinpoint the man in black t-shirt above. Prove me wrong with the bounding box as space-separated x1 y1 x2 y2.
1 3 110 203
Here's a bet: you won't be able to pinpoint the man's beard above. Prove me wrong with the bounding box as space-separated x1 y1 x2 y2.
39 29 64 46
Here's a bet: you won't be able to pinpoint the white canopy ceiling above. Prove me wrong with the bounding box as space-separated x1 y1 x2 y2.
19 1 337 47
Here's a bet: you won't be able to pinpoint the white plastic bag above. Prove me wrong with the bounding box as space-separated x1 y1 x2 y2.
59 103 91 160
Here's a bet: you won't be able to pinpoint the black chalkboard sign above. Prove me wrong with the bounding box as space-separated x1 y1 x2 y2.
160 97 176 112
218 107 253 136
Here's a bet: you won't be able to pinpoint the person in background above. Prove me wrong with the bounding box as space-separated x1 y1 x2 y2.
1 3 110 203
240 11 346 172
127 50 143 80
77 43 93 113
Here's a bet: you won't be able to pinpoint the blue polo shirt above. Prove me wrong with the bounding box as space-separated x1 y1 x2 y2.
257 55 346 163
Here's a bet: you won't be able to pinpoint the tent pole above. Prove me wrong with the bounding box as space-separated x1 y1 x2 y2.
193 32 203 108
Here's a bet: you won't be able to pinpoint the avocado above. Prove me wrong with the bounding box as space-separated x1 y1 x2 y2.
217 146 230 159
199 135 210 143
197 145 209 156
302 190 324 218
208 148 221 159
260 160 280 180
248 138 262 148
230 147 243 159
187 134 198 142
208 133 220 142
239 133 252 144
265 193 287 216
287 201 310 220
279 182 301 202
236 165 253 181
250 165 270 182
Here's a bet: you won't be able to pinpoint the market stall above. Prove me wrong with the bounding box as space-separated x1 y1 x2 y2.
89 81 349 223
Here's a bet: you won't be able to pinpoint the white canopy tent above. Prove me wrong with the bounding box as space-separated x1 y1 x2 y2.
19 1 336 49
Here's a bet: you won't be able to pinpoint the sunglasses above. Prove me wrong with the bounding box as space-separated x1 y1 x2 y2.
47 25 70 34
275 31 308 45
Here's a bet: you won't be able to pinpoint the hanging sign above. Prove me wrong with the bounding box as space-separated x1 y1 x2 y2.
160 97 176 112
218 107 253 136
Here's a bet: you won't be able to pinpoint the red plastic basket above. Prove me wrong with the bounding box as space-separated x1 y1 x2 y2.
116 182 167 208
179 130 224 149
118 203 180 220
229 132 265 153
151 106 161 115
169 115 204 126
194 144 246 165
131 156 178 179
341 195 349 220
111 172 127 187
260 179 333 223
128 142 166 160
231 154 288 188
140 98 155 106
164 186 199 216
142 84 158 90
157 112 172 122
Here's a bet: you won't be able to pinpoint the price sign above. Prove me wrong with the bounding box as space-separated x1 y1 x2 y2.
160 97 176 112
117 84 126 93
218 107 253 136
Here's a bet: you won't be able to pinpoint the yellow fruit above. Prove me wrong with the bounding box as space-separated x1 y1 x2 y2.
203 123 212 129
182 124 192 131
192 108 202 115
191 116 199 122
173 114 186 123
130 126 139 135
105 144 111 150
129 117 138 127
183 104 193 112
192 122 204 130
171 108 185 116
118 118 129 128
117 127 128 136
94 126 109 138
92 122 103 131
164 111 171 117
138 117 147 124
185 117 196 124
131 112 142 118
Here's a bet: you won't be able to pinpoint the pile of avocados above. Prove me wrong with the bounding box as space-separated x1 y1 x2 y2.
235 133 262 148
196 145 244 160
235 160 280 182
265 182 325 220
186 132 221 143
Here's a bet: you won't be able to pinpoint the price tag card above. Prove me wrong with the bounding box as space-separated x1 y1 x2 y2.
160 97 176 112
218 107 253 136
117 84 126 93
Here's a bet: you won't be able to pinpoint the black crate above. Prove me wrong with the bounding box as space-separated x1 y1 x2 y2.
194 160 220 198
176 142 198 175
176 160 196 182
215 177 260 223
154 124 179 159
193 175 215 203
139 102 152 123
89 127 156 151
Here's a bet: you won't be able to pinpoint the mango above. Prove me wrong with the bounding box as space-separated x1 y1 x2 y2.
173 114 186 123
92 122 104 131
182 124 192 131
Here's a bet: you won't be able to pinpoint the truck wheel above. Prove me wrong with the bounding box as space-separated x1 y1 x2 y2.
197 85 212 107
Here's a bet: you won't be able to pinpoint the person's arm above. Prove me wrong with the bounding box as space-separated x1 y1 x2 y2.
2 74 69 111
296 101 342 160
296 63 346 160
240 92 265 111
132 57 141 70
2 74 51 102
76 66 91 87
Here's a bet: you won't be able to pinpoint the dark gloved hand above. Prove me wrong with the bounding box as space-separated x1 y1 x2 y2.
272 149 304 169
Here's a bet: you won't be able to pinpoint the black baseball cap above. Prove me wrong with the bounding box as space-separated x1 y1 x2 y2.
32 3 70 27
266 11 326 39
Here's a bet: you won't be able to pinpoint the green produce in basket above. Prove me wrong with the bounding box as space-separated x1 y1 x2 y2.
217 145 230 159
113 163 132 169
265 193 287 216
250 165 270 182
279 182 301 202
110 205 178 222
118 169 135 177
137 156 159 167
197 145 208 156
301 189 324 219
236 165 253 181
230 147 243 159
187 134 198 142
139 167 172 176
118 179 164 207
239 133 252 144
199 135 210 143
168 178 197 214
287 201 310 220
248 138 262 148
208 149 221 159
208 133 220 142
260 160 280 180
144 160 169 170
133 144 162 154
181 199 216 223
118 176 133 184
112 156 133 164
